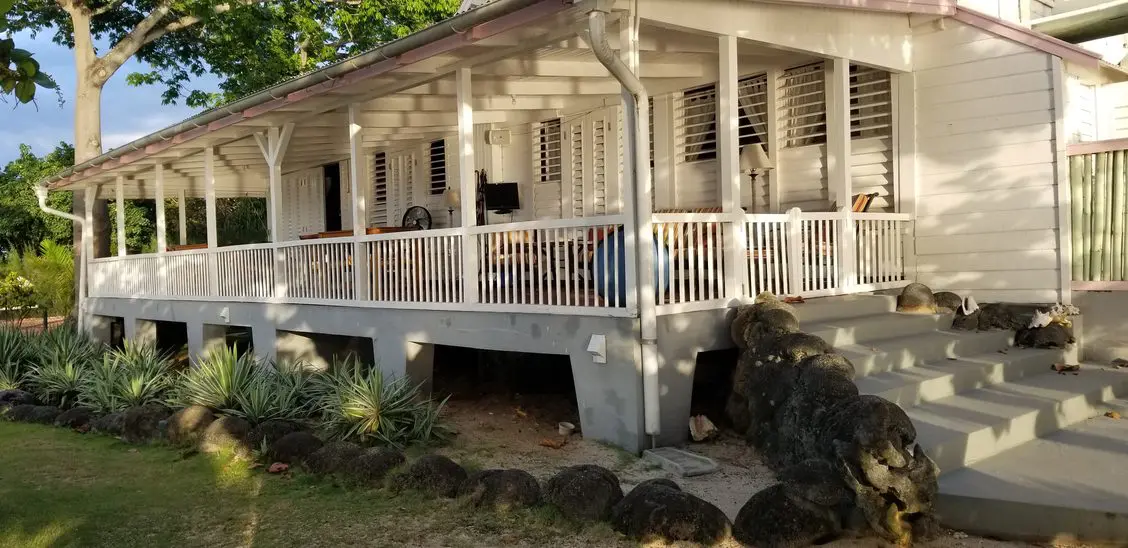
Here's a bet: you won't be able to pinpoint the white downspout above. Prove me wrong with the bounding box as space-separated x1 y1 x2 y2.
587 8 661 443
34 183 87 333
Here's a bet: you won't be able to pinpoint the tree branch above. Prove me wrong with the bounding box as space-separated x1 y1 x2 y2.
91 0 127 17
141 1 259 48
96 2 175 84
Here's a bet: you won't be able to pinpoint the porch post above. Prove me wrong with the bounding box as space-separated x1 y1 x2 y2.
766 69 782 213
718 34 747 301
826 58 852 209
177 189 187 245
347 104 369 301
254 123 295 300
154 165 167 254
204 147 219 295
115 175 126 256
457 67 480 304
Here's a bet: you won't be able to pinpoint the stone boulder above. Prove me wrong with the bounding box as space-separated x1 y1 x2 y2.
933 291 962 313
268 431 323 465
389 454 468 498
90 411 126 436
244 419 303 451
8 404 60 424
54 406 94 429
767 332 833 364
166 405 216 446
305 441 365 476
896 283 937 314
976 302 1044 331
735 483 843 547
1015 323 1074 349
460 469 542 510
122 404 172 444
544 464 623 522
343 446 406 487
611 479 732 544
0 389 36 408
198 415 252 455
774 355 859 467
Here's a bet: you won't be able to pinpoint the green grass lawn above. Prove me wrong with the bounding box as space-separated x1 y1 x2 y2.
0 422 627 548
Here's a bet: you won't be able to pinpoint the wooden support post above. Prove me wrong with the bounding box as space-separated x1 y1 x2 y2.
457 67 479 304
155 165 167 254
348 104 369 300
115 175 126 256
177 189 187 245
826 58 851 210
204 147 219 294
254 123 295 300
766 69 782 213
718 34 746 300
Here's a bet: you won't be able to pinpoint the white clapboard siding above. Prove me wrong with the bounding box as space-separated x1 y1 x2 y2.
913 20 1060 303
1065 76 1096 143
1097 82 1128 140
778 144 829 212
369 152 389 227
532 119 564 220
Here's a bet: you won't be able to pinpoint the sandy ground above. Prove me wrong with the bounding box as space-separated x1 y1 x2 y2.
431 394 1084 548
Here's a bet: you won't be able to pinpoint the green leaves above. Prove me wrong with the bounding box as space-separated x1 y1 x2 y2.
0 32 54 104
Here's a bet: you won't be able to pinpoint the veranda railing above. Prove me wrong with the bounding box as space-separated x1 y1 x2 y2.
1069 139 1128 286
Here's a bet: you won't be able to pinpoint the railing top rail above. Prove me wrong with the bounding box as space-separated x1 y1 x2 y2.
359 227 463 242
855 212 912 221
277 235 354 248
1067 138 1128 156
212 242 275 253
653 212 742 223
744 213 790 222
466 215 628 234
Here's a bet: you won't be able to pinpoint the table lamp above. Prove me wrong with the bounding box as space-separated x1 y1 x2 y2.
442 187 461 226
740 143 774 178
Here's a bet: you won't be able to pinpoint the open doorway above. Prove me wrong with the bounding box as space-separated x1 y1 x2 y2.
431 345 581 445
690 348 740 429
323 162 342 232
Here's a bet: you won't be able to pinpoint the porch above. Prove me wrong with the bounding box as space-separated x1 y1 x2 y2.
53 0 925 451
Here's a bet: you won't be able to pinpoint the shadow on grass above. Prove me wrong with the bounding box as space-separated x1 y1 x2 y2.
0 422 629 548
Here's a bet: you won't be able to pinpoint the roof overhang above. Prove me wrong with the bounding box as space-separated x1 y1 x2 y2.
1031 0 1128 43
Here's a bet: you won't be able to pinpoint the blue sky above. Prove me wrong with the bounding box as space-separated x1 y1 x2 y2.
1 31 219 165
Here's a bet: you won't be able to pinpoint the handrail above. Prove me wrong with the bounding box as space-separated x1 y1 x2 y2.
466 215 628 234
1067 138 1128 156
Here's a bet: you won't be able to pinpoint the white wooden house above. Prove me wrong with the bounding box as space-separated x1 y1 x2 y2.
38 0 1128 452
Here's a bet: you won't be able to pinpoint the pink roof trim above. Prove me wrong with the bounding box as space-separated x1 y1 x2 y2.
952 7 1101 68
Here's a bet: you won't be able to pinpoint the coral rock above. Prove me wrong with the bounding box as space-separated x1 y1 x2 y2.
389 454 468 498
544 464 623 522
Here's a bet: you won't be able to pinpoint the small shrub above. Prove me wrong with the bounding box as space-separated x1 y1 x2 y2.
173 346 258 410
81 343 175 413
30 355 90 409
316 365 450 448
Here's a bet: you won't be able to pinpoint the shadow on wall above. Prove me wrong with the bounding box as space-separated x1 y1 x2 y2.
275 330 376 371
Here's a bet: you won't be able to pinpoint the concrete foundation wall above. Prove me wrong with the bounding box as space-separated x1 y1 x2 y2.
654 308 738 447
1073 291 1128 363
86 297 651 452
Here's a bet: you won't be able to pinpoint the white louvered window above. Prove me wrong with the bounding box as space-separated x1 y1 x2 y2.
569 119 584 217
370 151 388 226
780 62 827 148
429 139 446 195
532 118 563 219
593 119 607 216
849 64 892 140
738 73 769 147
676 83 718 163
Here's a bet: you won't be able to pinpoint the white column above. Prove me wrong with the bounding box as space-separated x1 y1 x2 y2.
766 69 782 213
348 104 368 300
457 67 479 304
177 189 187 245
154 165 167 254
204 147 219 295
826 58 852 209
718 35 746 301
115 175 126 256
84 186 96 304
255 123 295 300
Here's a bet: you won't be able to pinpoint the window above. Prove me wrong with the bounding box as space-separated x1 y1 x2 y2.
849 64 892 140
677 83 718 163
536 118 562 184
429 139 446 196
676 76 769 163
371 151 388 225
780 62 827 148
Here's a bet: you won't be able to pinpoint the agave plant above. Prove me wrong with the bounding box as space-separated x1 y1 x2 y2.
82 355 124 413
29 354 91 409
172 345 259 410
112 343 175 409
226 372 311 425
37 326 103 366
317 366 450 447
0 329 35 390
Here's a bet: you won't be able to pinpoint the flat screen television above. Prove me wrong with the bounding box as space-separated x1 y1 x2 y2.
482 182 520 213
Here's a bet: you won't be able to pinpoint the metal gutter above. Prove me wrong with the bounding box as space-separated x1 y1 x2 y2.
1031 0 1128 43
587 7 661 442
43 0 554 188
33 183 88 333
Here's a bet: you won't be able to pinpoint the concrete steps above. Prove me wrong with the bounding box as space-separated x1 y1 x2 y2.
935 398 1128 543
798 294 1128 542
